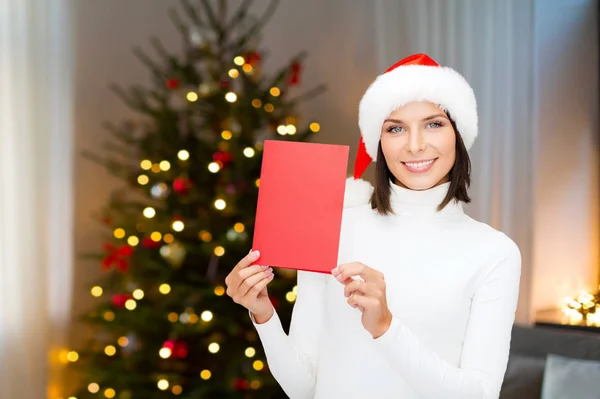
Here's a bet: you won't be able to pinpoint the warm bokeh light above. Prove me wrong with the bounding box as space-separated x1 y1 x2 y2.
228 69 239 78
243 147 255 158
187 92 198 102
233 56 245 66
113 228 125 239
172 221 185 232
309 122 321 132
245 347 256 358
214 199 226 210
201 311 213 322
214 246 225 257
104 345 116 356
270 87 280 96
88 383 100 393
200 370 211 380
91 286 103 297
159 347 172 359
127 236 139 246
137 175 149 185
140 160 152 170
208 162 220 173
208 343 220 354
159 284 171 295
225 92 237 103
157 379 169 390
132 289 144 300
177 150 189 161
221 130 232 140
125 299 137 310
143 207 156 218
234 223 245 233
214 286 225 296
253 360 264 371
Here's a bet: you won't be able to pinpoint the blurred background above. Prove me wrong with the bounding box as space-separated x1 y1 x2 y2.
0 0 598 398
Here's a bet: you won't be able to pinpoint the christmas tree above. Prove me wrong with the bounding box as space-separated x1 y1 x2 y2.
66 1 325 398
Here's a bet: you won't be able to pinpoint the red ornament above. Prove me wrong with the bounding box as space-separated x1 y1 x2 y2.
244 51 261 65
162 339 188 359
233 378 249 391
166 79 180 89
289 62 302 86
173 177 193 195
102 243 134 272
112 294 133 308
141 237 161 249
213 151 233 165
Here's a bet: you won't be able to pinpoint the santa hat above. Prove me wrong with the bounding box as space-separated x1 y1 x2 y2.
343 53 478 209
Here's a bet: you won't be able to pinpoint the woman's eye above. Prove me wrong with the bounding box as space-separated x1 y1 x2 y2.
387 126 404 133
427 121 443 128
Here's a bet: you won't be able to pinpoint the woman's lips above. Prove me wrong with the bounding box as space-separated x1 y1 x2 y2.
402 158 437 173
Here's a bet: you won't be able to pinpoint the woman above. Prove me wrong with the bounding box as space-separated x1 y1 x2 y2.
225 54 521 399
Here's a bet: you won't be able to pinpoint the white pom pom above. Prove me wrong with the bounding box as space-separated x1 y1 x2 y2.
343 177 373 209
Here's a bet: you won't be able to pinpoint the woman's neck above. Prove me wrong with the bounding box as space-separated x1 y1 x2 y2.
388 180 464 218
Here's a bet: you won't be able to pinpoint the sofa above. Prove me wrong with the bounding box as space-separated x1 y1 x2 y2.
500 324 600 398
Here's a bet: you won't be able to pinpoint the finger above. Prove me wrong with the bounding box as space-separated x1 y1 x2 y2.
333 262 384 283
344 280 378 298
226 250 261 286
347 292 375 310
236 268 274 298
237 250 261 270
244 272 274 299
226 265 268 295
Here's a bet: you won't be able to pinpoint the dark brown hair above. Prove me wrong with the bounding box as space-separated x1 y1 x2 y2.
370 116 471 215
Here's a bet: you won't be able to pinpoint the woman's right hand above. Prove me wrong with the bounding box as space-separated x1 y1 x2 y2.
225 250 275 324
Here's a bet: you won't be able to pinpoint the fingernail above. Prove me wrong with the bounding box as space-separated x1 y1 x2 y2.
335 274 343 281
331 267 339 276
266 267 273 275
261 265 268 269
250 250 260 259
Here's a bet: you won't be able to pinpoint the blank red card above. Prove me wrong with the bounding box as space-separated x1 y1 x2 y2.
252 140 349 274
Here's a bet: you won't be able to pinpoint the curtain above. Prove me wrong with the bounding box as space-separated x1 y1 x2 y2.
0 0 74 398
373 0 535 323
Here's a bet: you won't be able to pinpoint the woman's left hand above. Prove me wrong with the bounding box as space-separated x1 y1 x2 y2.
332 262 393 339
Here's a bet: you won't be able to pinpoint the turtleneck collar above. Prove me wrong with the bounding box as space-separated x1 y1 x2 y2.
388 180 464 218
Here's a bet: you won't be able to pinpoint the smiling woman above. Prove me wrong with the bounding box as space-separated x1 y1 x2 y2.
226 53 521 399
372 101 472 214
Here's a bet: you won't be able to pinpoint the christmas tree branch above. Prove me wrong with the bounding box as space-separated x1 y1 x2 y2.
132 47 166 82
225 0 254 31
286 83 327 106
180 0 206 28
199 0 224 37
226 0 278 51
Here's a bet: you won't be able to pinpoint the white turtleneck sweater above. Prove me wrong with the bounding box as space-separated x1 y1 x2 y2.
251 181 521 399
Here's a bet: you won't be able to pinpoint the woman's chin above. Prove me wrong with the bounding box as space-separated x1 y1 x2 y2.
393 174 448 191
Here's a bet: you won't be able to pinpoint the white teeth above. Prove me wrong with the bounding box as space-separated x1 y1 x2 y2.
406 159 434 168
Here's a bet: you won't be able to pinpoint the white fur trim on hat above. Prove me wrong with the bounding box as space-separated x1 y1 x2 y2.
343 177 374 209
358 64 478 160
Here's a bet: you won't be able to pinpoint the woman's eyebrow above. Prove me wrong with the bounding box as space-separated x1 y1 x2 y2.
383 114 447 124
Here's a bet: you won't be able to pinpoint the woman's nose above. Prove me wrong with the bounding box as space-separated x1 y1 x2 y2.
406 131 426 153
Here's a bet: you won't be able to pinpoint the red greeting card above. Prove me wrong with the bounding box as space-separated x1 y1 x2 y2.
252 140 349 274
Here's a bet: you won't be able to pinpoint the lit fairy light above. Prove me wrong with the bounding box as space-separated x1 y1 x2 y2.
309 122 321 132
143 207 156 218
177 150 189 161
243 147 255 158
214 199 226 210
225 92 237 103
233 56 245 66
208 162 220 173
172 221 185 232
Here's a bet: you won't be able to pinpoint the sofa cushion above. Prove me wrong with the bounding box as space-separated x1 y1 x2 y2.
541 354 600 399
500 354 545 399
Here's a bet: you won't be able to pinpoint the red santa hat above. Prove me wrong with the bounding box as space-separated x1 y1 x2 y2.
344 53 478 208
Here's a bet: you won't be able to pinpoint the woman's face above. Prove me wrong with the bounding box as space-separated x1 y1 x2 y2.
380 101 456 190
